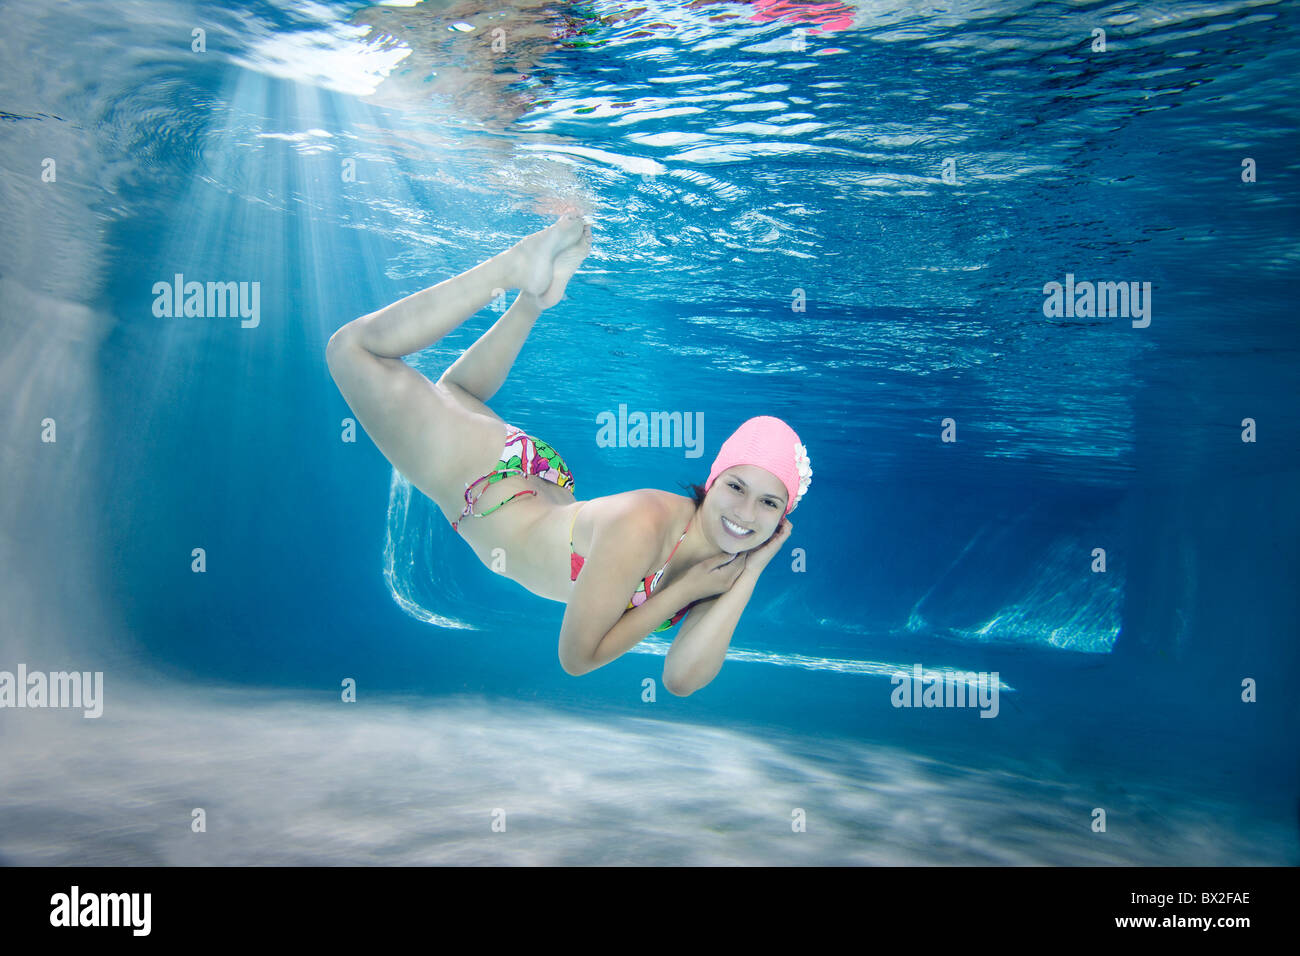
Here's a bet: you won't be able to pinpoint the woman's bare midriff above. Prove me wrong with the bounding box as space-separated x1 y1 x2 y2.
451 479 689 603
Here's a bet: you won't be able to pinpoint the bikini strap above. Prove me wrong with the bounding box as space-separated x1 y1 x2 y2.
662 517 691 567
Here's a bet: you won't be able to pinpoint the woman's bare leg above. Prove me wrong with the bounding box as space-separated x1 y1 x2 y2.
439 219 591 402
341 213 585 360
325 214 586 503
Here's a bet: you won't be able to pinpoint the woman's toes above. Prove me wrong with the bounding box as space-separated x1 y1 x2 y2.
513 215 590 296
552 213 586 248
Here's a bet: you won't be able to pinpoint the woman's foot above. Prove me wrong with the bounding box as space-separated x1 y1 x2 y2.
510 214 588 301
535 220 591 309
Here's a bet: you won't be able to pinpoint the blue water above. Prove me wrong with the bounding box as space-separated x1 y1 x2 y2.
1 0 1297 865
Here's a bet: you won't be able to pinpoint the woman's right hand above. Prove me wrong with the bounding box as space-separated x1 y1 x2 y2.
680 551 747 603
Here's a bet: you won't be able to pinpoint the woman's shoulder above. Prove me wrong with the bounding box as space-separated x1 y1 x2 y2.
587 488 691 534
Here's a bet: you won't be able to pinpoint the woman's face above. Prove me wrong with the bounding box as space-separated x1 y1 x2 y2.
703 465 788 554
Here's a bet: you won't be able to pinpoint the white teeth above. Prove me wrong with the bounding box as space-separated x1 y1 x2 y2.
722 517 753 535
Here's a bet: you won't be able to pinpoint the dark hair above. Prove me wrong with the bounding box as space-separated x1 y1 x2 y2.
678 480 709 509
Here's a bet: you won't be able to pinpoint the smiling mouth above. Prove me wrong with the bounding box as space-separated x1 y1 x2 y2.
721 516 754 537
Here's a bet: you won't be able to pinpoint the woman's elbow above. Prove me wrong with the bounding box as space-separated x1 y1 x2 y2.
663 668 703 697
558 647 594 678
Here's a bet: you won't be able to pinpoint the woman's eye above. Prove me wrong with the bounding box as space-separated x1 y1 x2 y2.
728 482 777 508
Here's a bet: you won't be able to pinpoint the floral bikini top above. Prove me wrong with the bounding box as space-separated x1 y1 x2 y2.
569 510 694 633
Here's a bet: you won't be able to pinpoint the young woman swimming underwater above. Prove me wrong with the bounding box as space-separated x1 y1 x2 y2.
326 215 812 695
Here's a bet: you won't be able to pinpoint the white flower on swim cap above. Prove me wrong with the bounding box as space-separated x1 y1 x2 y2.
793 442 812 505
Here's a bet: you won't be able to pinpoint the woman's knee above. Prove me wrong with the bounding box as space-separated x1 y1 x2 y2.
326 321 369 379
434 375 497 420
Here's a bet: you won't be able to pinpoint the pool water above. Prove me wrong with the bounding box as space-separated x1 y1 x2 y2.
1 0 1296 865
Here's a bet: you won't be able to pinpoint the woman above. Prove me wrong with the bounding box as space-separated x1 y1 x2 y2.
326 214 812 696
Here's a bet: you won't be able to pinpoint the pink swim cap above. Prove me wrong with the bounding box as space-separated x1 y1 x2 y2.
705 416 812 515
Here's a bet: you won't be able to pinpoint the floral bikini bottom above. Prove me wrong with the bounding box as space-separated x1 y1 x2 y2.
450 423 575 533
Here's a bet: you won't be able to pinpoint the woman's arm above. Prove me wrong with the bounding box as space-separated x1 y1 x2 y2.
661 567 759 696
559 502 693 675
586 578 703 670
662 518 794 696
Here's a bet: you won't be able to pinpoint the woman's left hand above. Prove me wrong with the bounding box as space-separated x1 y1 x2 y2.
743 518 793 574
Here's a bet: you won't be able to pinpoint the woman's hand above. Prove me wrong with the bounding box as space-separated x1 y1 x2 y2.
742 518 793 575
679 551 748 603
